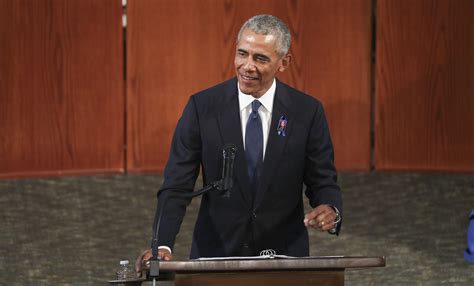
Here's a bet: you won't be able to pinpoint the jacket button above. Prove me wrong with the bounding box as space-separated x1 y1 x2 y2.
252 212 257 219
243 243 249 249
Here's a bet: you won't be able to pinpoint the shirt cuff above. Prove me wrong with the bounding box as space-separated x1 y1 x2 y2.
158 246 172 254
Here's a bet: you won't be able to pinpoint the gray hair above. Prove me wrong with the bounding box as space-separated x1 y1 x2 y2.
237 14 291 57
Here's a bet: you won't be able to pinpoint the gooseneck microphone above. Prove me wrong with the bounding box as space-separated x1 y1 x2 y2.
149 144 237 282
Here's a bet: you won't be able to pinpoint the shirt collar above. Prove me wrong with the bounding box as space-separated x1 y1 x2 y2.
238 79 276 113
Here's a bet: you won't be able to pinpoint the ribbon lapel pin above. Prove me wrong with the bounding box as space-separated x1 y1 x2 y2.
277 116 287 137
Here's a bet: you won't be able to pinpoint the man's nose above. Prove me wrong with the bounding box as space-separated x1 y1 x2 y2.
243 59 256 72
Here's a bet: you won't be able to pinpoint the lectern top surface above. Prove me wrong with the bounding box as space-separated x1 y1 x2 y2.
158 256 386 273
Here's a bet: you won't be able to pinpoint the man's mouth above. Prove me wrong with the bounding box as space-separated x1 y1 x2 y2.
240 74 258 81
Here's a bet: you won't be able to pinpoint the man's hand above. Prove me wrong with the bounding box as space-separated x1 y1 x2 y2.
304 204 338 232
134 248 173 277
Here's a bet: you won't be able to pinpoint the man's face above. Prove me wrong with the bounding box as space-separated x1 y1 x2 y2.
234 29 290 98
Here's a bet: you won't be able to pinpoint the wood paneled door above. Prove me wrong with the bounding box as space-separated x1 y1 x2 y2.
0 0 124 178
375 0 474 171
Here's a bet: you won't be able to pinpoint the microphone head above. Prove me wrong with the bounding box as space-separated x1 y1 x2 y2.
222 143 237 158
220 143 237 194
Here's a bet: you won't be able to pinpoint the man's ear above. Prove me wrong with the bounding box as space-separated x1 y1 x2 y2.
279 53 292 72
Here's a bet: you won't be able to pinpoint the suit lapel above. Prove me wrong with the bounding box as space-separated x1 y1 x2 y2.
216 79 252 207
254 80 293 209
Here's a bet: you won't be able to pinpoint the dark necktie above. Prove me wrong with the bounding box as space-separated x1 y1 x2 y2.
245 100 263 189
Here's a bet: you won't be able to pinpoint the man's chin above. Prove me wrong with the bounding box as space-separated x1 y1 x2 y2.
237 81 256 95
238 86 255 95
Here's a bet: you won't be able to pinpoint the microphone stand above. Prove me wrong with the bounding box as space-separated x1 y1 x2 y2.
148 180 225 285
148 143 236 285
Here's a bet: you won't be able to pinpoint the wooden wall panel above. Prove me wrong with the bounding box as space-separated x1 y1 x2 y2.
375 0 474 171
281 0 372 171
126 0 234 172
0 0 124 178
127 0 372 172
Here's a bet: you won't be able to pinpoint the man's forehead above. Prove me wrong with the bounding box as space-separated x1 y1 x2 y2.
237 30 279 54
242 31 277 45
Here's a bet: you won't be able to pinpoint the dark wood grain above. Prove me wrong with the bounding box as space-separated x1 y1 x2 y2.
126 0 372 172
0 0 124 178
279 0 373 171
375 0 474 171
126 0 235 172
174 271 344 286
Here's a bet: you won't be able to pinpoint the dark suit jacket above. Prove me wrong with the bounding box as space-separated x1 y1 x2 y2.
157 77 342 258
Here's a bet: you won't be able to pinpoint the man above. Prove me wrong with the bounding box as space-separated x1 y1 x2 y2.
137 14 342 272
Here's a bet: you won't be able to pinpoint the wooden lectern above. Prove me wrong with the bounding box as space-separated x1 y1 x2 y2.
108 256 385 286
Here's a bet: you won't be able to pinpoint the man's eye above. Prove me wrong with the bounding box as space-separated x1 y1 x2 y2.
238 51 247 56
256 57 268 62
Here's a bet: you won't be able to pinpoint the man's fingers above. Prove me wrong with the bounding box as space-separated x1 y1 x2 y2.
158 249 173 261
304 206 328 225
135 249 152 276
304 206 326 222
316 212 328 226
304 205 337 231
134 248 173 277
318 210 338 231
307 212 329 231
308 219 317 227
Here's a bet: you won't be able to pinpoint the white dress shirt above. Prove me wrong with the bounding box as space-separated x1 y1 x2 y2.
238 79 276 160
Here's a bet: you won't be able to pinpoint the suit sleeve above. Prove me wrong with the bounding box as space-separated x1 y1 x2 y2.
303 101 343 231
153 96 202 250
